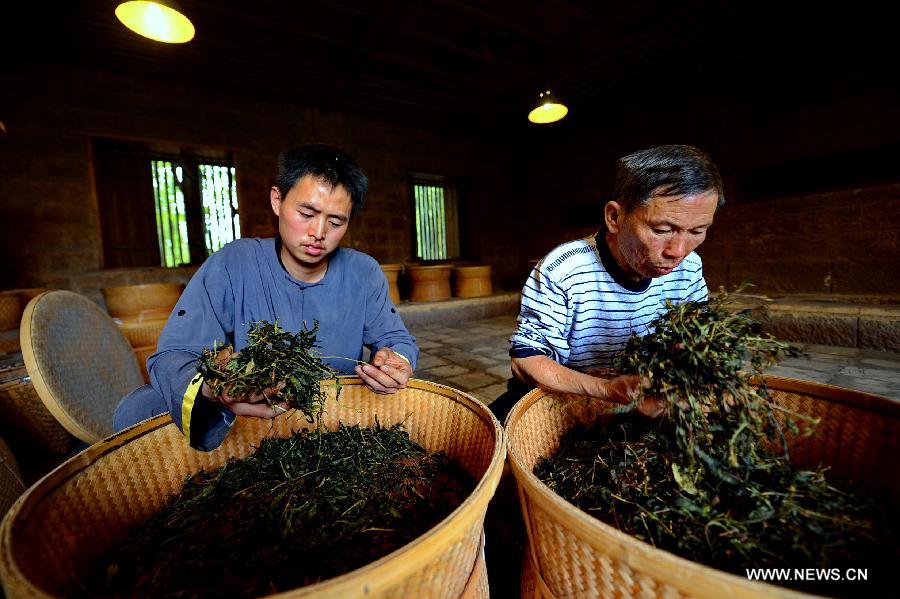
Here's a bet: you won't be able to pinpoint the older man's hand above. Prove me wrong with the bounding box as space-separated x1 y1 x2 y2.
604 374 667 418
355 347 413 394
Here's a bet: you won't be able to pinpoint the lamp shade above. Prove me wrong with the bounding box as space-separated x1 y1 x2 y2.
528 90 568 124
115 1 195 43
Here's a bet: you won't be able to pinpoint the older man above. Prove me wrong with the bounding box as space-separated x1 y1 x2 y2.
115 144 418 449
491 144 724 422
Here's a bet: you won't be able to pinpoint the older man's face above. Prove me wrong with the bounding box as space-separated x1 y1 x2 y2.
606 189 719 281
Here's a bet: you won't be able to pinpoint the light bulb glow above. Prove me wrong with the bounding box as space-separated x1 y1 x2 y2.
528 101 568 124
115 1 195 43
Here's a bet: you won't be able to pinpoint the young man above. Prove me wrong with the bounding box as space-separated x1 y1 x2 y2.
114 144 418 450
491 144 724 422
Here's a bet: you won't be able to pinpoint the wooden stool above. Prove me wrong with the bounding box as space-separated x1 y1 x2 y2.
452 265 492 298
407 265 452 302
379 263 403 305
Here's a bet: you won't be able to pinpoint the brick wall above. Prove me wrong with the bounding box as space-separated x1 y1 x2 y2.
0 64 526 301
700 183 900 295
3 64 899 301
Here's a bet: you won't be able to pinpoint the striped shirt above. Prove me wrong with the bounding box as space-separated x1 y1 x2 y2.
510 233 708 370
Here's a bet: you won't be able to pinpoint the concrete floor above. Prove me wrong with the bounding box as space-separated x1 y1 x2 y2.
408 315 900 404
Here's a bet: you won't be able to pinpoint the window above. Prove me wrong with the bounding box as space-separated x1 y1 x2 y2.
93 139 240 268
411 174 459 261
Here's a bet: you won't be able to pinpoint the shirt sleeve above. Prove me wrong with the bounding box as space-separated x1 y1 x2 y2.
362 261 419 369
148 251 237 451
509 266 572 364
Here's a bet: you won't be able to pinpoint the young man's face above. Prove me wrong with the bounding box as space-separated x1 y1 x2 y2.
605 189 718 281
270 175 352 281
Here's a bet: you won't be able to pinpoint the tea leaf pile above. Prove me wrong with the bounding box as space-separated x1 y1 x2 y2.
536 292 892 592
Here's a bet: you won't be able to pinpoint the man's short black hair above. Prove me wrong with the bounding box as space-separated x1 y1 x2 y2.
276 144 368 214
614 144 725 212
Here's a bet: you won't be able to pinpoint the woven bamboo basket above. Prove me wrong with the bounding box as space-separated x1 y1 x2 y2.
0 377 505 598
380 263 404 305
2 289 52 304
0 296 22 332
0 362 73 455
452 266 492 298
101 283 184 318
116 316 168 348
408 265 452 302
506 376 900 599
0 436 25 520
132 345 155 383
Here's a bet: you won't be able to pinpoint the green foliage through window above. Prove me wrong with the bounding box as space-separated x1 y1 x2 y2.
151 161 240 267
152 160 191 267
200 165 240 254
414 184 448 260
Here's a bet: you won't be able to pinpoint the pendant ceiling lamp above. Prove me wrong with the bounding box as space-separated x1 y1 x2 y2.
115 1 195 44
527 90 568 124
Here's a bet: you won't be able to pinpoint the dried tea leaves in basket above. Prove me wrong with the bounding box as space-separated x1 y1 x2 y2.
75 424 474 597
535 291 894 594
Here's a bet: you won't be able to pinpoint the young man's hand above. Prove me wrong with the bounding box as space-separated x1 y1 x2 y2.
355 347 413 394
201 376 288 419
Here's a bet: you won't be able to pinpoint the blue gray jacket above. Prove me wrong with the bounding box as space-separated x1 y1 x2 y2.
149 238 418 449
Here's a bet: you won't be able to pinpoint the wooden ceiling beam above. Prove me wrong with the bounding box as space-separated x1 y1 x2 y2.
323 0 402 112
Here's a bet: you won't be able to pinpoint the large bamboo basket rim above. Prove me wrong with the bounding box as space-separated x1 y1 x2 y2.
505 375 898 599
1 377 506 599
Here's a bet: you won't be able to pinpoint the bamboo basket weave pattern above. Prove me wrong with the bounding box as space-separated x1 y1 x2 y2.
0 364 72 455
116 317 168 348
506 376 900 599
0 378 505 598
0 436 25 520
0 296 21 332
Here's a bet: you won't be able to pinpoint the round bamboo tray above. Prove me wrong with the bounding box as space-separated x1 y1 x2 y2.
101 283 184 318
0 362 73 455
379 263 403 305
20 291 145 445
452 265 492 298
408 265 452 302
0 377 506 598
506 376 900 599
0 296 21 332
